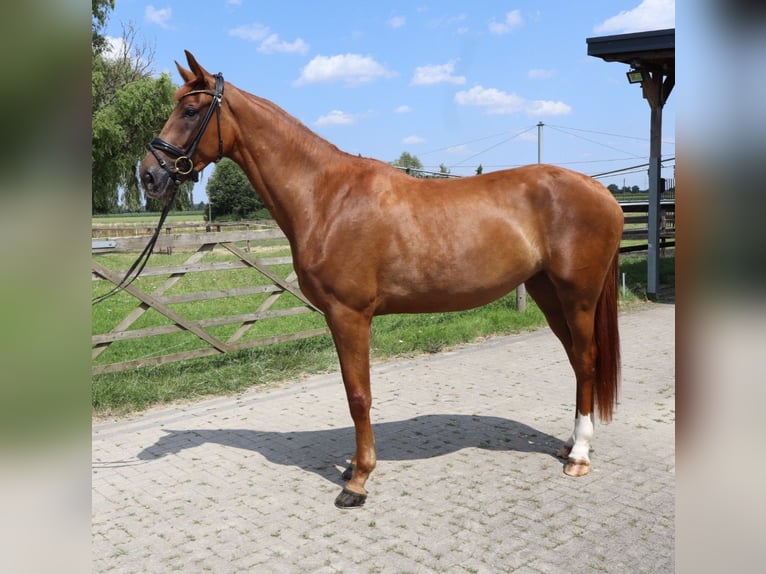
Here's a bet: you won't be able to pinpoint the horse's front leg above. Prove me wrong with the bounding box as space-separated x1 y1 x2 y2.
326 306 375 508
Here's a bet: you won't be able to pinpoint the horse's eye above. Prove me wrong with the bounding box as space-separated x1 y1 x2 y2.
183 106 199 119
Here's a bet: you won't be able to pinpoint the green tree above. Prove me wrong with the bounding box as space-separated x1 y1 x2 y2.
391 151 423 171
92 0 115 55
205 159 265 220
475 164 483 175
607 184 619 194
92 70 177 213
91 25 188 213
92 23 155 113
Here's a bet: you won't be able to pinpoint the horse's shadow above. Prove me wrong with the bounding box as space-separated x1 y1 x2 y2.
137 414 566 486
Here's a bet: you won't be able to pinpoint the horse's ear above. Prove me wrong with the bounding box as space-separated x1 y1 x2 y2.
175 61 194 83
184 50 211 83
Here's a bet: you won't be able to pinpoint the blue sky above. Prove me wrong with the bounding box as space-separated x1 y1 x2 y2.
105 0 675 204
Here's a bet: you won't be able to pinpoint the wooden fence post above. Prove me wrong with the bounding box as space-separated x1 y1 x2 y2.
516 284 526 312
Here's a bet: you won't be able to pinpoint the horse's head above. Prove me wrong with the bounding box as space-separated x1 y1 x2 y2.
140 51 227 202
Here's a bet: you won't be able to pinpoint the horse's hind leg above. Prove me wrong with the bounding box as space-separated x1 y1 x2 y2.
526 272 598 476
558 306 599 476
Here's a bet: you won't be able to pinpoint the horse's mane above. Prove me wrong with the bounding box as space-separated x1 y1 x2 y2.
237 87 401 172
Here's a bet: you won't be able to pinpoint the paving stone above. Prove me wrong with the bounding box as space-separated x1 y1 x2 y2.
93 304 675 573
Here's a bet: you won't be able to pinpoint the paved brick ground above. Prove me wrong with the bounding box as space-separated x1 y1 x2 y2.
93 303 675 573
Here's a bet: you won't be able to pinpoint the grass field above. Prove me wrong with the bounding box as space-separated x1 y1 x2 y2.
92 211 206 226
93 293 549 418
92 230 672 418
92 239 550 416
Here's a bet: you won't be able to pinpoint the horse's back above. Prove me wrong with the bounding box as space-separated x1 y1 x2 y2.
384 163 623 256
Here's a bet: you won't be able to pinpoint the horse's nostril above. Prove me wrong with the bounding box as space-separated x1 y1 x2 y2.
142 170 154 189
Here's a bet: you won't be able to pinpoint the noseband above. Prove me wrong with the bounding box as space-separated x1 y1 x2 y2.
146 72 225 183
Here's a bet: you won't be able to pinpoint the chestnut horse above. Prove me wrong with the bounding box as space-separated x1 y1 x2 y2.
140 51 623 509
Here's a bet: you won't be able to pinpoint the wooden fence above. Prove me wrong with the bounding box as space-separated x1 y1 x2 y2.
92 201 674 375
92 225 328 375
619 200 675 253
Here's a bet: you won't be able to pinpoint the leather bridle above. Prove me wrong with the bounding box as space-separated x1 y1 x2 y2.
146 72 225 183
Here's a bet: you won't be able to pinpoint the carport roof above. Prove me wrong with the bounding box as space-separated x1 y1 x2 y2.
586 28 674 72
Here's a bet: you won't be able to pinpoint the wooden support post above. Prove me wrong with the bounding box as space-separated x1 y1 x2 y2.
641 69 673 300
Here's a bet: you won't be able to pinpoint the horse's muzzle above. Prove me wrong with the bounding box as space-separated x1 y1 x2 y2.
140 164 176 200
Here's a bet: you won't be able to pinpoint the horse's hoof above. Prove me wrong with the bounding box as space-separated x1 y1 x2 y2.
334 487 367 509
341 464 355 481
564 458 590 477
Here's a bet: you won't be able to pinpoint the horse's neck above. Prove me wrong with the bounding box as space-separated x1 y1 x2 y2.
228 88 345 238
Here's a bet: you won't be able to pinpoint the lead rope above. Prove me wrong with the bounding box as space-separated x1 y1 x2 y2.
92 187 178 305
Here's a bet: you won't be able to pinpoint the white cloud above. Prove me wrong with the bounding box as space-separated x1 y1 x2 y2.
102 36 151 69
145 5 172 29
455 85 571 116
295 54 395 87
411 61 466 86
456 86 524 112
389 16 406 29
394 105 412 113
527 100 572 116
314 110 356 126
428 13 467 29
229 23 309 54
489 10 523 35
447 144 469 154
102 36 126 60
258 34 309 55
403 135 425 144
229 23 270 41
528 68 555 79
594 0 675 34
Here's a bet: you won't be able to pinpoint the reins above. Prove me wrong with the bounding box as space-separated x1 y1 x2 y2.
92 189 178 305
92 73 225 306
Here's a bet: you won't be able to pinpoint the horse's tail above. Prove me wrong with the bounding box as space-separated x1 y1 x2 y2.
594 251 621 422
